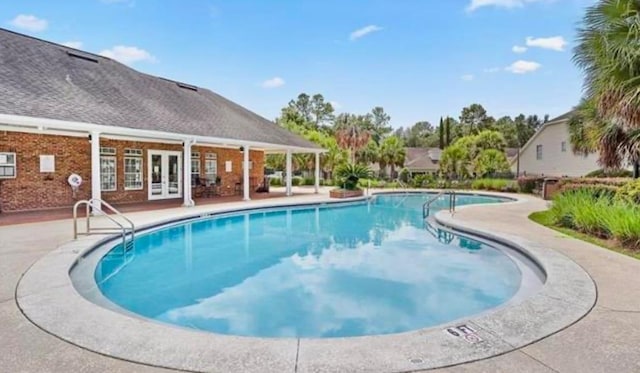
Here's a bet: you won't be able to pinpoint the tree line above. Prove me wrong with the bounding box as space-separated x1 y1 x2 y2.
270 93 547 179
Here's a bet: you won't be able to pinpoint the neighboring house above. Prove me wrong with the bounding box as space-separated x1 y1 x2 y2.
0 29 321 212
510 112 599 177
505 148 519 164
404 147 441 175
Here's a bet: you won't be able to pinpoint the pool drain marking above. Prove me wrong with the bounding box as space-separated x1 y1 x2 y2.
444 324 483 344
409 358 424 364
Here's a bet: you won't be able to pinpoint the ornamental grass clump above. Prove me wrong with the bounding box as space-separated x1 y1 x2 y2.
602 202 640 250
550 189 640 250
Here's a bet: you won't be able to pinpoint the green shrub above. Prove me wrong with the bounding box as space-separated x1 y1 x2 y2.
412 174 434 188
517 177 541 193
291 176 303 186
602 202 640 249
550 189 640 249
615 179 640 204
470 178 517 192
303 177 315 186
335 163 373 190
585 169 634 178
269 177 282 186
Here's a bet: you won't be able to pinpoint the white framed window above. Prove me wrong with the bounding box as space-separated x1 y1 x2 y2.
100 147 116 156
205 153 217 183
191 152 201 186
561 141 567 152
0 152 16 179
123 149 143 190
100 148 117 191
536 145 543 160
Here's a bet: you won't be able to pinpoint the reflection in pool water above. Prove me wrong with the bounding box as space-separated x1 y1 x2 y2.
96 194 521 338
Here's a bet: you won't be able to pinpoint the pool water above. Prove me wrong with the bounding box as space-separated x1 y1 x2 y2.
96 194 522 338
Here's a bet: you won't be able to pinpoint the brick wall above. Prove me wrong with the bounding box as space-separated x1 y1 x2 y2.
0 131 265 212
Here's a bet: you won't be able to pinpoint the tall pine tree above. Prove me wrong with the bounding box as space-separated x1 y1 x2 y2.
438 117 444 149
445 117 451 147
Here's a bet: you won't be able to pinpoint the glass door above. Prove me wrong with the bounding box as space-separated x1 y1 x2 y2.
150 153 163 198
148 150 182 200
167 154 180 197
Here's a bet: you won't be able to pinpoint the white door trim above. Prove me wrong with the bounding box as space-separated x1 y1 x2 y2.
147 150 182 200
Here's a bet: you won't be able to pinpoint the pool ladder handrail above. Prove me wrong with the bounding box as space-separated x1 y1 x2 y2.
73 198 135 251
422 190 456 218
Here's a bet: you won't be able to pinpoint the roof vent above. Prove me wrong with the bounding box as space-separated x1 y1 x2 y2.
176 82 198 92
66 51 98 63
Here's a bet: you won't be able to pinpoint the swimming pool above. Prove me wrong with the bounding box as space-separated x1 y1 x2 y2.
92 193 539 338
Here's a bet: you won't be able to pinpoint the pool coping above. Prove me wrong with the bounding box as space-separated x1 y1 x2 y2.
15 192 596 373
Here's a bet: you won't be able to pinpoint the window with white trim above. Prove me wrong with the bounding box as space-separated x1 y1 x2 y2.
0 152 16 178
100 147 117 191
191 152 201 186
123 149 143 190
204 153 217 183
536 145 543 160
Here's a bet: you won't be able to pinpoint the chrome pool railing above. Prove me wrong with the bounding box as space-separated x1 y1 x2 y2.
422 190 456 218
73 198 135 251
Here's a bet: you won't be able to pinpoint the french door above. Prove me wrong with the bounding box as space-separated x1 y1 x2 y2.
148 150 182 200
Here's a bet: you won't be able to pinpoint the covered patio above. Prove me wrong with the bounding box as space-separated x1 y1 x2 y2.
0 186 325 226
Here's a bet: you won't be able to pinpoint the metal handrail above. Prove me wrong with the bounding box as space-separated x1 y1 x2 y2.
73 198 135 251
422 190 456 218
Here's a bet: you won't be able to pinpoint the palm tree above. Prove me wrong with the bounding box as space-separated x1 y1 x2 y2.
574 0 640 129
379 136 406 179
321 144 346 180
572 0 640 177
335 122 371 164
568 99 640 176
440 143 470 179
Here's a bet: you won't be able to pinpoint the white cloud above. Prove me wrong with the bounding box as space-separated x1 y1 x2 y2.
9 14 48 32
261 77 285 89
349 25 383 41
99 46 156 65
525 36 567 51
467 0 547 12
505 60 541 74
330 101 342 110
512 45 527 53
483 67 501 73
61 41 83 49
461 74 474 81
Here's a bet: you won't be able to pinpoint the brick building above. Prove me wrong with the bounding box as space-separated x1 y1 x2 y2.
0 29 321 212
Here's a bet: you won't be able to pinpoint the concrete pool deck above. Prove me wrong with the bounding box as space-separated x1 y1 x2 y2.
1 189 639 372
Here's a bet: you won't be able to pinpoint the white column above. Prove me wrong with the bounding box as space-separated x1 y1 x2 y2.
314 152 320 194
243 145 250 201
285 149 293 196
90 131 101 211
183 140 194 207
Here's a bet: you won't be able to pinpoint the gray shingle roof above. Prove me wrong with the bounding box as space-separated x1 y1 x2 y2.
405 147 441 171
0 28 319 150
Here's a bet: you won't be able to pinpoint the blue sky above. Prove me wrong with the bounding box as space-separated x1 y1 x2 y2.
2 0 595 128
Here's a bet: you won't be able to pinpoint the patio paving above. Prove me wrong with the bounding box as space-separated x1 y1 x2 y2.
1 190 639 372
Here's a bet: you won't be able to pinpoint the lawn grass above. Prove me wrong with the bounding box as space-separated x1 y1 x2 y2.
529 210 640 261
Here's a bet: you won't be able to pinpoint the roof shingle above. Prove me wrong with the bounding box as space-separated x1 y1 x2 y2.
0 28 319 150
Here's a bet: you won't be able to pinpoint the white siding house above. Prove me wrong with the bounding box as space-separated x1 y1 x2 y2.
511 112 600 177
